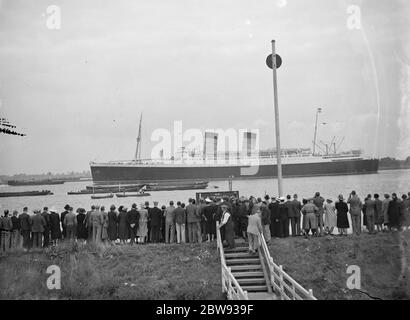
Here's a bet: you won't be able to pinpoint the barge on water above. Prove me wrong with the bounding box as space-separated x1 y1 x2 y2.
0 190 54 197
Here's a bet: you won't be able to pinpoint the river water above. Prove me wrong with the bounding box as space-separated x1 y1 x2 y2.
1 169 409 213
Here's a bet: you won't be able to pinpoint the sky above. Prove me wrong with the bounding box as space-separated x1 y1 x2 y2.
0 0 409 174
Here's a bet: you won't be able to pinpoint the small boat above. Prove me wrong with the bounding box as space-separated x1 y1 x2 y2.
90 193 114 199
115 192 151 198
0 190 53 197
68 189 115 195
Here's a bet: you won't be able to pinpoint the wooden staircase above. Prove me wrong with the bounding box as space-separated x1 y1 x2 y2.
224 242 276 300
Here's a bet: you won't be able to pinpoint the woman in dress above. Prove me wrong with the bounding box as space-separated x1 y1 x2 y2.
107 205 118 244
76 208 88 243
324 199 337 235
335 194 349 236
118 206 129 244
137 203 148 243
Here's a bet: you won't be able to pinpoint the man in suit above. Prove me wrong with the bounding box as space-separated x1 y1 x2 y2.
186 198 200 243
174 201 186 244
19 207 31 250
269 198 280 237
164 201 176 243
364 194 376 234
290 194 302 236
85 205 95 242
313 192 325 236
60 204 70 240
90 205 103 243
348 191 362 235
127 203 139 245
260 196 271 244
31 209 46 248
150 201 162 243
63 206 77 242
144 201 151 243
41 207 51 247
278 197 289 238
374 194 383 232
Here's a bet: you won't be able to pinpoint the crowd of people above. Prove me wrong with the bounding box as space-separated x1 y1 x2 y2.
0 190 409 254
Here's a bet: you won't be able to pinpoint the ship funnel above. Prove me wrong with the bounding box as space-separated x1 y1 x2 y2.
203 131 218 161
243 131 257 157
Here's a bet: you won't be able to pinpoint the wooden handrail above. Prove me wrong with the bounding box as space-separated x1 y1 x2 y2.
258 232 317 300
216 221 249 300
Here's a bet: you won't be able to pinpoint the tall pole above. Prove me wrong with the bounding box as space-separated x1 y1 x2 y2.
271 40 283 197
135 112 143 161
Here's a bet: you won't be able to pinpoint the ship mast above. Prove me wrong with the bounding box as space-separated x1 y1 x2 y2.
312 107 322 155
134 113 143 161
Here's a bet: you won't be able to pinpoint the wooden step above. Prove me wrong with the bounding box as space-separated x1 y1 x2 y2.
225 252 255 259
241 285 268 292
232 271 265 278
237 278 266 285
225 247 249 253
229 264 263 271
247 292 277 300
226 258 260 265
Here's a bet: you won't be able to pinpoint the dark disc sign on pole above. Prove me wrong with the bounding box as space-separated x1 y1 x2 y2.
266 54 282 69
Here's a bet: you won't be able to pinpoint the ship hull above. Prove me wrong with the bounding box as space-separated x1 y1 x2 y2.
90 158 379 185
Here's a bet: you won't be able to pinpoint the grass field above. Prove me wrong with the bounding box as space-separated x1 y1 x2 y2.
267 231 410 300
0 242 223 300
1 231 409 300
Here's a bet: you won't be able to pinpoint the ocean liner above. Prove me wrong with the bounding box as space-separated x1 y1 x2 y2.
90 115 379 185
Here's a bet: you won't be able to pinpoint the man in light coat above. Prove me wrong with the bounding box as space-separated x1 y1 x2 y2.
164 201 176 243
348 191 362 235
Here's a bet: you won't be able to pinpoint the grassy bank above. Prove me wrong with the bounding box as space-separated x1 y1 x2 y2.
267 231 410 300
0 242 223 300
1 231 409 300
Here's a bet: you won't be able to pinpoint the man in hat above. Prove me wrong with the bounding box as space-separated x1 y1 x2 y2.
186 198 200 243
313 192 325 236
290 194 302 236
31 209 46 248
164 201 176 243
217 203 235 249
11 210 21 250
49 207 62 246
301 199 319 237
374 194 383 232
63 206 77 242
91 205 103 243
1 210 13 252
127 203 140 245
174 201 186 244
348 191 362 235
364 194 376 234
60 204 70 240
237 198 249 240
278 197 289 238
150 201 162 243
41 207 51 247
269 197 280 238
260 196 271 244
85 205 95 242
144 201 152 243
19 207 31 250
